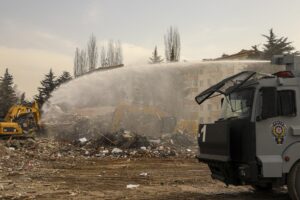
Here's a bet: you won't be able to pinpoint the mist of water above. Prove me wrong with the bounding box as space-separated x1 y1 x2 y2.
42 61 283 139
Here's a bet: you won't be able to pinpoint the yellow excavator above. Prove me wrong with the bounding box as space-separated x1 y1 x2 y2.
0 101 41 137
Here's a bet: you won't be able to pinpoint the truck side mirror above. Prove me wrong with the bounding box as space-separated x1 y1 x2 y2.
260 87 278 120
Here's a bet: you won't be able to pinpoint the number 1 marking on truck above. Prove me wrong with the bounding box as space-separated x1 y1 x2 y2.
202 125 207 142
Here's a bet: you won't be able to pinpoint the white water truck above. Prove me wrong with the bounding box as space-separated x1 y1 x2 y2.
195 55 300 199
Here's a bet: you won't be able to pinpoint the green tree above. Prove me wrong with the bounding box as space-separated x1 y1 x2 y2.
149 46 164 64
35 69 56 107
56 71 72 87
262 29 298 59
0 69 17 116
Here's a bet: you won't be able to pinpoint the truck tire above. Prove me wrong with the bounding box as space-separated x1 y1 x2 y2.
288 161 300 200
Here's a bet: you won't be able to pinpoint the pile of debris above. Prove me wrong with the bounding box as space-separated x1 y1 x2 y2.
73 130 150 149
0 130 196 166
70 130 196 158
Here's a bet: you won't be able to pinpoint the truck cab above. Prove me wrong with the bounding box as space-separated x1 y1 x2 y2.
195 55 300 199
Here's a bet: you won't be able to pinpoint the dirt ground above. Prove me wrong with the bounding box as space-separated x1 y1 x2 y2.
0 156 290 200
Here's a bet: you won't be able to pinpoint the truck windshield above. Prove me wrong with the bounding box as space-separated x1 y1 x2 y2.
220 88 254 120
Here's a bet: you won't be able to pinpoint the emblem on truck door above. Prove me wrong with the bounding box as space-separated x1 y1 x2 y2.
271 121 287 145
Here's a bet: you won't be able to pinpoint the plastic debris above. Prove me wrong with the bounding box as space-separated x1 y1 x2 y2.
112 148 123 154
140 146 147 151
139 172 148 176
126 184 140 189
79 137 88 143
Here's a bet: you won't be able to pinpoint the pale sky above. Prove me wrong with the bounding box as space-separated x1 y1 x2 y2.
0 0 300 98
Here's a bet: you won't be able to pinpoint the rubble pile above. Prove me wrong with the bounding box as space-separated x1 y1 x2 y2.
70 130 196 158
74 130 150 149
0 131 196 167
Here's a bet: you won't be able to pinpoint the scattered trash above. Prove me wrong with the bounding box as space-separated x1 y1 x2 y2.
139 172 148 176
149 139 161 144
126 184 140 189
140 146 147 151
102 150 109 154
0 131 196 173
79 137 88 143
112 148 123 154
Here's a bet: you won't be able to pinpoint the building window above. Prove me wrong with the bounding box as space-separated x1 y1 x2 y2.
207 79 212 86
199 80 203 87
207 104 212 111
199 105 203 111
192 79 197 87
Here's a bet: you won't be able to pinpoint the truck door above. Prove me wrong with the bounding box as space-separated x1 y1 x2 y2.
255 86 298 178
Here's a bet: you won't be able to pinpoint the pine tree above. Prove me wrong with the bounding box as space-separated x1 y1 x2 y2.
262 29 298 59
35 69 56 107
0 69 17 116
149 46 163 64
56 71 72 87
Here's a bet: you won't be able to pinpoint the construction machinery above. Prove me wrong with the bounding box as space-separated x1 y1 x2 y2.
0 101 41 137
195 55 300 199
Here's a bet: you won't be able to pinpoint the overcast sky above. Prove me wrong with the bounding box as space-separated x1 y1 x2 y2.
0 0 300 97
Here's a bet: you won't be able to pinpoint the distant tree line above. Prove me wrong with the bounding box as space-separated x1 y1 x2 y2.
74 26 182 74
74 34 123 77
0 68 72 116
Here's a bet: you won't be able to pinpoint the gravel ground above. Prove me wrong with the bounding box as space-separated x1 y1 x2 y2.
0 156 289 199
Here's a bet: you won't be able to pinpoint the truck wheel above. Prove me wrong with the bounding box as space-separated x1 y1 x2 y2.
251 183 272 191
288 161 300 200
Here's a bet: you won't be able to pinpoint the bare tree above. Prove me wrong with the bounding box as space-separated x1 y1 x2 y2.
100 46 107 67
107 40 115 66
74 48 80 77
87 34 98 71
74 48 88 77
79 49 88 74
164 26 181 62
100 40 123 67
